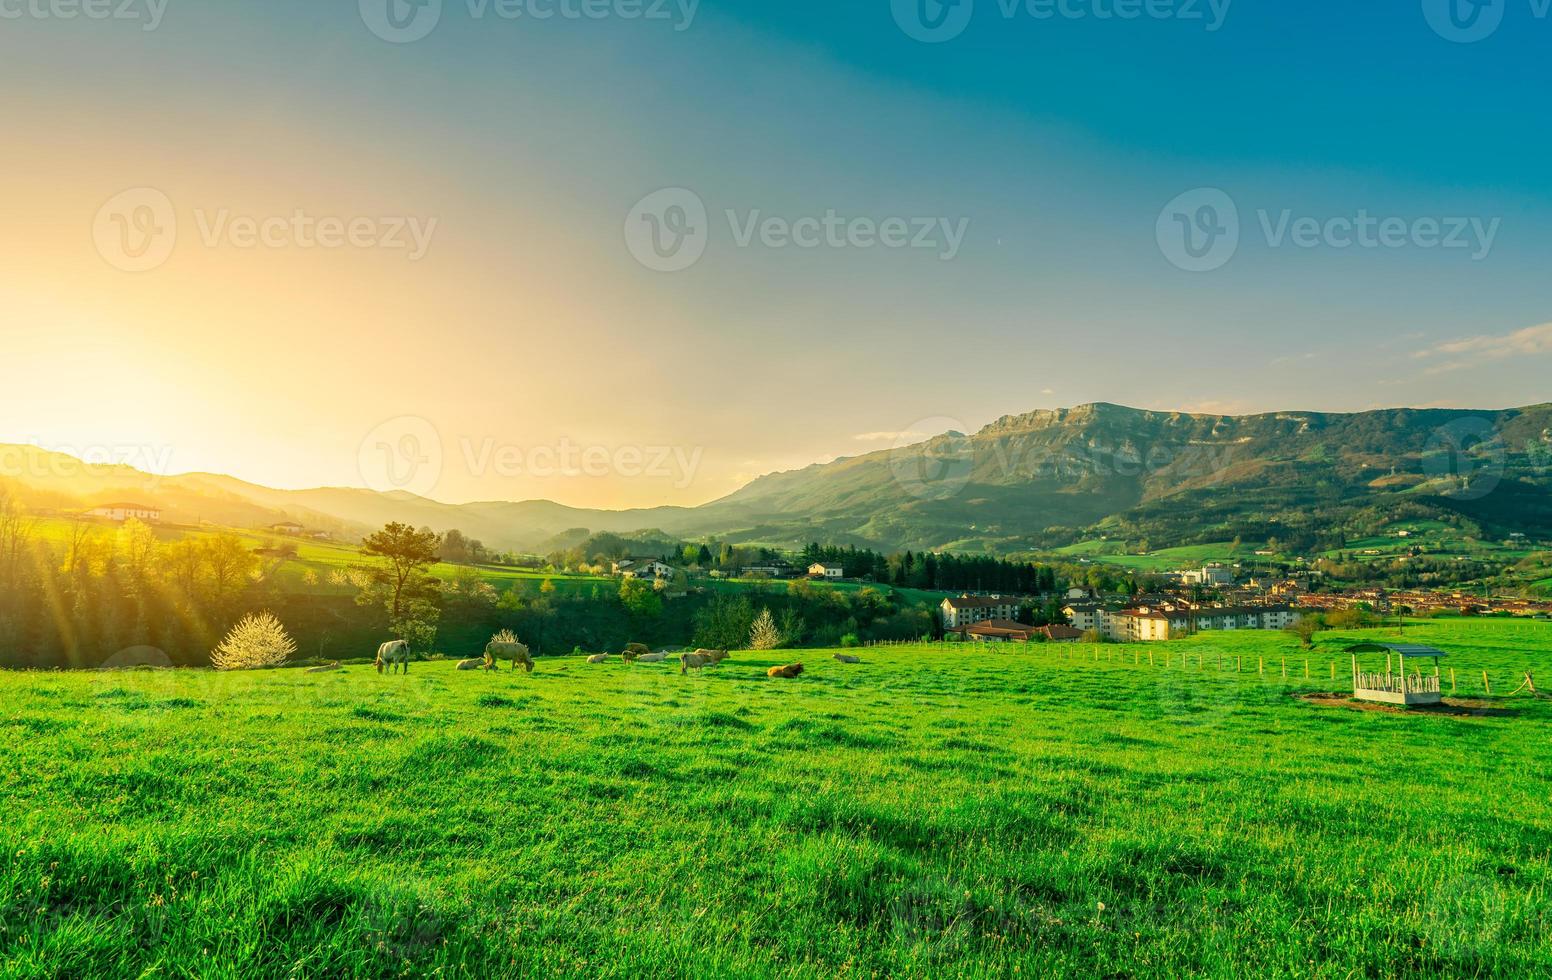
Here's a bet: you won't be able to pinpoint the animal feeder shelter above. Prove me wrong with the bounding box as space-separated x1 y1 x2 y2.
1347 642 1448 706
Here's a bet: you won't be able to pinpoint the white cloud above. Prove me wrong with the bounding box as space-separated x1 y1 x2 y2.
1416 322 1552 362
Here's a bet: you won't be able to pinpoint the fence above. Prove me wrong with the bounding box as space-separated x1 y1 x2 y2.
864 638 1537 700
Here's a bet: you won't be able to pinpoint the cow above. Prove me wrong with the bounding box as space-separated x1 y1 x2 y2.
636 652 668 664
587 653 610 665
622 643 651 665
487 640 534 674
833 654 861 664
768 663 805 679
456 658 486 671
679 649 728 674
375 640 411 675
305 662 342 674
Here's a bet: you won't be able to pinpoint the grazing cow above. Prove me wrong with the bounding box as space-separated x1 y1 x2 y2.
487 640 534 674
622 642 651 665
375 640 411 675
305 662 342 674
679 649 728 674
768 663 805 679
636 652 668 664
587 653 610 664
833 654 861 664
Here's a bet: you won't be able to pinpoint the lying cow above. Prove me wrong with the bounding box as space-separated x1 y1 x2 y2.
375 640 411 675
305 662 342 674
768 663 805 679
679 649 729 674
636 652 668 664
456 658 487 671
833 654 861 664
487 640 534 674
587 653 610 664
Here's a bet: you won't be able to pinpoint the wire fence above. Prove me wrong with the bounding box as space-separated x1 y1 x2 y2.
862 638 1542 700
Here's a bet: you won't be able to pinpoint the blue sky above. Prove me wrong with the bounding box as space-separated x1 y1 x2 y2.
2 0 1549 505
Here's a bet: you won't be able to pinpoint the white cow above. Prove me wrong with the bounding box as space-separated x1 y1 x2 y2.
375 640 411 675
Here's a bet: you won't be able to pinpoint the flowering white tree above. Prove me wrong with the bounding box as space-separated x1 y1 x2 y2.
211 611 297 670
749 608 782 651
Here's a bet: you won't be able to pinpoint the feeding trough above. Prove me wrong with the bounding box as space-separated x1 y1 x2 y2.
1346 642 1448 706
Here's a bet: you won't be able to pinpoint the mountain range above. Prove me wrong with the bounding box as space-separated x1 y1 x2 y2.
5 402 1550 555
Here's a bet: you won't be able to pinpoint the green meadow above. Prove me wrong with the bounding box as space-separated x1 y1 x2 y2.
3 620 1550 978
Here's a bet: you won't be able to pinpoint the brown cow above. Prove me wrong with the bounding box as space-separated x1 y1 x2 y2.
622 642 651 665
679 649 728 674
767 663 805 679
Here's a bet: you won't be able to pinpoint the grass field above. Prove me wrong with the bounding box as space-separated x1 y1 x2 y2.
4 621 1551 977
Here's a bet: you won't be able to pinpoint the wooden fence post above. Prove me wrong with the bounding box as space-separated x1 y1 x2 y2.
1450 667 1456 694
1258 657 1264 676
1483 671 1491 696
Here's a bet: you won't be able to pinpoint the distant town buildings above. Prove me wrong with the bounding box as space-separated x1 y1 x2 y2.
87 503 162 523
941 594 1026 630
808 563 845 580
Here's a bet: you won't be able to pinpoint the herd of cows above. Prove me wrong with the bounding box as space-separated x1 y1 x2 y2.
366 636 850 678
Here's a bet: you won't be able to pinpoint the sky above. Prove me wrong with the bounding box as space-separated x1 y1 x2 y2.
2 0 1550 509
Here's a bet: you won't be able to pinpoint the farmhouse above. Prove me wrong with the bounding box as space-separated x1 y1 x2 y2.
808 563 844 580
87 503 162 523
613 558 675 579
960 619 1039 643
741 563 794 579
941 594 1024 630
1039 624 1084 643
270 522 305 535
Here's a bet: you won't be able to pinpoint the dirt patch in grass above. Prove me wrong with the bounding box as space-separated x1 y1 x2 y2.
1292 692 1520 718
